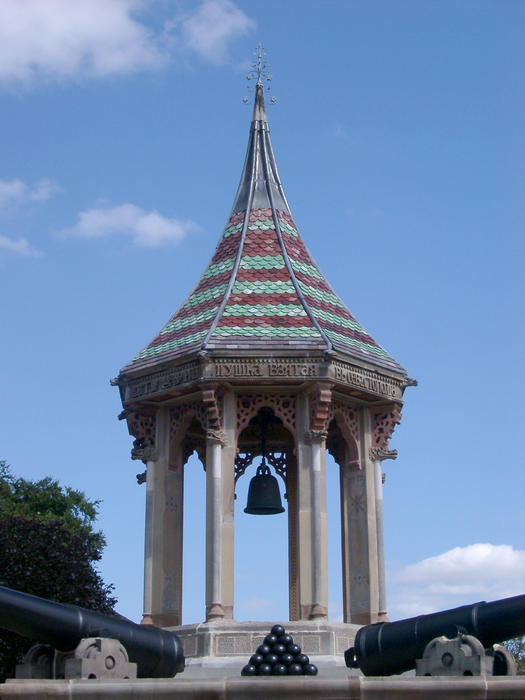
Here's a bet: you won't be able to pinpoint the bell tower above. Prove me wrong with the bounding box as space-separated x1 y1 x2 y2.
114 46 413 649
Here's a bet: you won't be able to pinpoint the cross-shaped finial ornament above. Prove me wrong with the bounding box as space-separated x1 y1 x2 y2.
242 43 277 105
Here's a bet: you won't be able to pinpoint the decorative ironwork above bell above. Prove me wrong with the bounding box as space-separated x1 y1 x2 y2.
244 458 285 515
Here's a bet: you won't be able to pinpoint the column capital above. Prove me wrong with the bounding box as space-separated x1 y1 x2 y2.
303 429 328 444
206 428 228 446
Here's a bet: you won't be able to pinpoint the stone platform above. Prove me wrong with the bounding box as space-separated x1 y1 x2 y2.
167 619 360 678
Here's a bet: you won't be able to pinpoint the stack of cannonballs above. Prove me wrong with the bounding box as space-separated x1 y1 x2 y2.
241 624 318 676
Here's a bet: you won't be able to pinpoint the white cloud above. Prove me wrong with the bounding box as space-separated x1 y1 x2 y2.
0 178 61 210
388 543 525 620
0 0 255 87
0 234 41 258
64 203 198 248
179 0 256 64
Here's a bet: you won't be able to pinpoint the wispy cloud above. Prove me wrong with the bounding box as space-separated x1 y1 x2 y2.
178 0 256 64
0 0 164 85
63 203 199 248
0 234 41 259
0 178 61 211
0 0 255 87
387 543 525 620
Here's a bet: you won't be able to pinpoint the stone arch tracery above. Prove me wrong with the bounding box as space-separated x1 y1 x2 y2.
234 402 294 487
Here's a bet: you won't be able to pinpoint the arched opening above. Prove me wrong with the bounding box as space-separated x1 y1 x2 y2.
170 415 207 625
326 414 360 623
234 407 293 621
182 450 206 624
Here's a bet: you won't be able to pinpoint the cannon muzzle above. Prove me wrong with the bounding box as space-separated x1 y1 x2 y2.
0 586 184 678
345 593 525 676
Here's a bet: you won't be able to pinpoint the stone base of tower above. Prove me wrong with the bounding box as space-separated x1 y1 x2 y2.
166 619 361 678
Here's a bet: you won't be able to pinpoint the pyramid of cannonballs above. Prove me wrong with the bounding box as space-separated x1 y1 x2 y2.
241 624 318 676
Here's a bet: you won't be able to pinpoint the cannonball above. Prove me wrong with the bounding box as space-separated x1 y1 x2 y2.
271 624 285 637
288 663 303 675
296 653 309 666
280 652 294 666
278 633 293 647
264 634 278 647
272 643 286 656
303 663 318 675
256 644 270 657
264 653 279 666
272 663 288 675
249 653 263 667
241 664 257 676
287 643 301 657
257 663 272 676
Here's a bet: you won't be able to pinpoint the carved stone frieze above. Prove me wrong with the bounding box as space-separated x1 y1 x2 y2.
331 361 403 399
121 355 404 407
211 357 323 381
123 360 202 401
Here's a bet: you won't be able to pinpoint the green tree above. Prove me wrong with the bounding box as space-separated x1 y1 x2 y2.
0 461 117 681
504 636 525 675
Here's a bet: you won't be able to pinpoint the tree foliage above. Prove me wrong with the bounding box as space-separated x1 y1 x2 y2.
504 636 525 675
0 461 116 681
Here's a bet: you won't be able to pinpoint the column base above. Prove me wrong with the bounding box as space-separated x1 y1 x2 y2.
309 604 328 620
206 603 225 621
141 612 181 626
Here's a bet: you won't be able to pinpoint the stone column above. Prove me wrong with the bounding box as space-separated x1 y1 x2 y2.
340 407 380 625
294 392 328 620
374 459 388 622
142 407 183 627
205 390 235 621
309 434 328 619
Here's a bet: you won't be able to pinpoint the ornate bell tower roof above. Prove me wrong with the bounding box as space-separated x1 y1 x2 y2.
119 61 406 384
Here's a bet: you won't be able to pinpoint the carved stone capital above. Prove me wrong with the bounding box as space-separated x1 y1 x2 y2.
206 429 228 446
304 430 328 445
369 446 398 462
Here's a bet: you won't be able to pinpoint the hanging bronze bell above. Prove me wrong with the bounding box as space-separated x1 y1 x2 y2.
244 460 285 515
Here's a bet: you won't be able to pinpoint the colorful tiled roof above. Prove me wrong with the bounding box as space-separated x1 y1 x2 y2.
121 81 406 376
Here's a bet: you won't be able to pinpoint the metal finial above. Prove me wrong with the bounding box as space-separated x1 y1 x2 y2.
241 43 277 105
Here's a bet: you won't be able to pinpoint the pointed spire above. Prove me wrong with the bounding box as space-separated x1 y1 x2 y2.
119 48 406 378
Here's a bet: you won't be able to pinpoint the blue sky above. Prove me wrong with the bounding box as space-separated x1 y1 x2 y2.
1 0 524 624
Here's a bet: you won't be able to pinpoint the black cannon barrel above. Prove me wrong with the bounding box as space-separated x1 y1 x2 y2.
0 586 184 678
345 593 525 676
